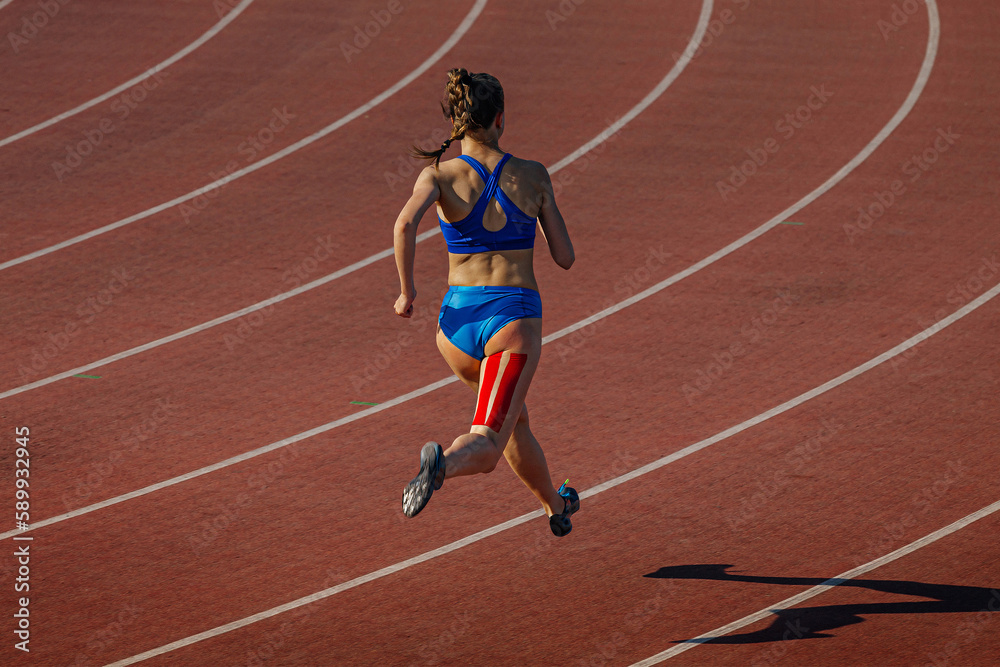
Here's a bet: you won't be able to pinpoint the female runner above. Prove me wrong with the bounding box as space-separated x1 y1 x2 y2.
394 68 580 536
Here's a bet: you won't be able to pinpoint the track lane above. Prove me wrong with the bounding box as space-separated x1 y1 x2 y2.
0 0 715 507
3 3 976 656
0 0 478 265
80 0 1000 660
0 0 256 148
682 512 1000 667
0 1 229 137
0 0 697 372
115 289 1000 665
3 0 996 664
0 0 930 524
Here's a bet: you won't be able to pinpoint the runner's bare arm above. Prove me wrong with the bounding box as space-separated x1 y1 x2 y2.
393 167 441 317
534 165 574 270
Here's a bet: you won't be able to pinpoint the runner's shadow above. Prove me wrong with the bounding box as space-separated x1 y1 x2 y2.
645 564 1000 644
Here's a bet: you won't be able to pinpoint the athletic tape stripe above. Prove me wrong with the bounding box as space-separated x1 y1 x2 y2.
2 0 706 402
489 352 526 432
484 353 507 430
100 2 957 661
0 0 257 149
0 0 489 273
485 353 513 427
473 354 501 426
632 496 1000 664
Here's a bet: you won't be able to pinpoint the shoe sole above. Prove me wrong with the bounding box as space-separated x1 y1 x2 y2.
402 442 444 518
549 487 580 537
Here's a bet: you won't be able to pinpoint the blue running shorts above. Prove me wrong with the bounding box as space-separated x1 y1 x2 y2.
438 285 542 359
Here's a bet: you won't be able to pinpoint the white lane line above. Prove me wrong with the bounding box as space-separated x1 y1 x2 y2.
6 0 939 539
0 0 489 273
0 0 17 11
90 1 953 659
632 497 1000 664
3 0 938 410
0 0 257 148
102 276 1000 666
2 0 716 539
0 0 712 401
545 0 939 345
0 229 437 401
4 0 939 535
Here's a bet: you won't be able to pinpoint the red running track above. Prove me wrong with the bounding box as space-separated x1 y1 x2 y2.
1 0 998 665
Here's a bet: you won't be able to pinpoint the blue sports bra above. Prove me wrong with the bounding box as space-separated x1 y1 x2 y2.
438 153 537 254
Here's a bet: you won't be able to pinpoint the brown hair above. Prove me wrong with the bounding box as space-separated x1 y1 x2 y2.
411 68 505 167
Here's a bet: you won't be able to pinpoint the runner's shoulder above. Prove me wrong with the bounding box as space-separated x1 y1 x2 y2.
507 156 551 183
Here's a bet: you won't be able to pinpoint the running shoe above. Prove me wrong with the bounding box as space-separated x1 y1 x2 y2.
402 442 445 518
549 480 580 537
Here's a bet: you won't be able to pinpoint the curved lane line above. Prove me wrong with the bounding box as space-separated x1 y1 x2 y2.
1 0 704 400
5 0 938 543
0 0 716 563
108 272 999 666
0 0 489 272
635 500 1000 663
0 0 257 148
4 0 938 537
87 2 966 661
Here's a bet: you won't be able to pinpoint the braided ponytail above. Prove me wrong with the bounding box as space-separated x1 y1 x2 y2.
411 68 504 168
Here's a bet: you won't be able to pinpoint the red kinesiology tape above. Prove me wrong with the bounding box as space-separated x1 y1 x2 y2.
473 352 528 433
